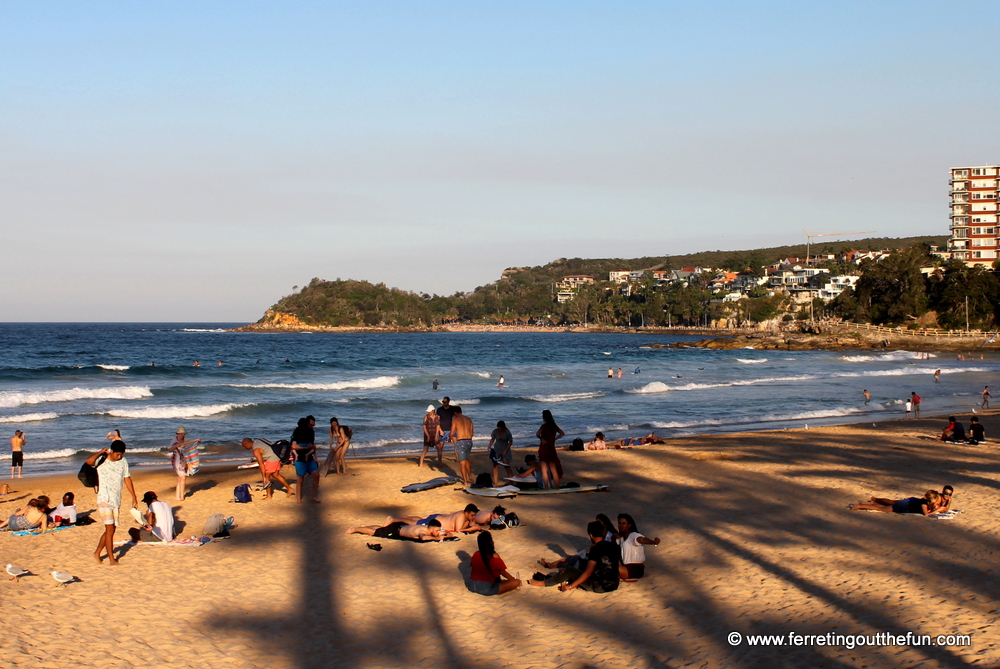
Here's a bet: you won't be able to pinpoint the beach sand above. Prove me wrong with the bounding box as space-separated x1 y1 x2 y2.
2 414 999 669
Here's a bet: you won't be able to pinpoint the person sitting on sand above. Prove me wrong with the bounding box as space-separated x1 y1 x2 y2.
968 418 986 445
242 438 293 499
851 490 941 515
939 416 966 443
586 432 607 450
616 513 660 581
344 517 451 541
466 531 521 595
529 520 620 593
391 504 486 533
48 492 77 526
127 491 175 543
1 496 51 531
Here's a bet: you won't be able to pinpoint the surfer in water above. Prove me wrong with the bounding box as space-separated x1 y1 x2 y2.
497 375 505 387
169 427 201 501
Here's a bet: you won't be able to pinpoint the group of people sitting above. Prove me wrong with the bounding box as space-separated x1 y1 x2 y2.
0 492 79 532
564 432 666 452
939 416 986 444
851 485 954 516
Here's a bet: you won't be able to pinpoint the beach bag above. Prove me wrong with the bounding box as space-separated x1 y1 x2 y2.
491 512 520 529
266 439 293 465
204 513 234 537
77 453 106 488
570 438 585 451
474 472 493 488
233 484 252 504
343 426 353 440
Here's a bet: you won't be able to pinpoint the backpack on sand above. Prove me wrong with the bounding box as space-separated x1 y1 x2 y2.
233 484 252 504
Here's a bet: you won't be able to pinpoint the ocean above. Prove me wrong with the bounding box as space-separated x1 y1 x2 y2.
0 323 993 478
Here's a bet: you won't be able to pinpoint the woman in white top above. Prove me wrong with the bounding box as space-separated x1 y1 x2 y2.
616 513 660 581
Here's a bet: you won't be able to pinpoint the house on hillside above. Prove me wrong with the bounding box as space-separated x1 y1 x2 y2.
555 275 596 303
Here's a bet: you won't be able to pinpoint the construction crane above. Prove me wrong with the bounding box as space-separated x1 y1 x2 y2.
803 229 876 265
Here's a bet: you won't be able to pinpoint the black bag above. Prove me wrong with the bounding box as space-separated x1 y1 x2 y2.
265 439 293 465
491 512 520 529
569 438 585 451
474 472 494 488
77 454 106 488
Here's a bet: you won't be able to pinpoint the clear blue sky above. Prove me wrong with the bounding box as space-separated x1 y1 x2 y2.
1 2 995 321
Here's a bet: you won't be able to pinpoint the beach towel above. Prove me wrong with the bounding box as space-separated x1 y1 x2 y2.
182 441 201 475
11 525 76 537
115 536 213 546
401 476 461 493
928 509 963 520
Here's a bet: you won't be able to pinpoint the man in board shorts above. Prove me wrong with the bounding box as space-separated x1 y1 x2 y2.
242 438 293 499
85 440 138 566
450 406 475 486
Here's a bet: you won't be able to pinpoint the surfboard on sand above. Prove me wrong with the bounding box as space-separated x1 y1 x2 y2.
517 484 608 495
237 461 258 469
401 476 461 493
463 485 519 498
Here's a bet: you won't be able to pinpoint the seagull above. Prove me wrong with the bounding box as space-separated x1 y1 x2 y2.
6 563 29 582
51 570 76 586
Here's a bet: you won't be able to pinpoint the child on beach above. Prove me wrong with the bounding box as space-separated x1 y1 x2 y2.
904 400 912 419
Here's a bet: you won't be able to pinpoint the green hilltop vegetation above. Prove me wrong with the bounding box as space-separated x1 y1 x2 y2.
258 235 955 329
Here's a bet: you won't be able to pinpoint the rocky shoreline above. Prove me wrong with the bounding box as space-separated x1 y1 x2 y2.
666 329 999 352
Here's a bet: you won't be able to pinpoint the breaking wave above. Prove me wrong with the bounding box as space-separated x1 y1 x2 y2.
0 385 154 408
105 403 253 419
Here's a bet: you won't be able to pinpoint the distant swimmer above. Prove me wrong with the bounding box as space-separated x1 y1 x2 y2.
633 367 640 375
934 369 941 383
217 361 223 366
673 374 682 379
497 375 505 388
193 360 200 367
617 368 623 379
863 389 871 405
432 379 440 390
983 386 991 409
607 368 613 379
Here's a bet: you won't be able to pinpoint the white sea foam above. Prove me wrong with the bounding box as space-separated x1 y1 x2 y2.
450 398 481 405
522 391 606 403
585 423 629 432
471 372 491 378
230 376 400 391
105 403 253 419
0 412 59 423
652 406 867 430
602 352 612 355
736 358 768 364
0 385 153 408
181 328 226 333
23 445 166 460
97 364 130 371
627 382 672 394
840 350 935 363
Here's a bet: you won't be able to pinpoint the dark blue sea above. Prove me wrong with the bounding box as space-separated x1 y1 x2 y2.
0 323 994 477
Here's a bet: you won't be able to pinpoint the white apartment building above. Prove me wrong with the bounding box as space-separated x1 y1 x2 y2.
949 165 1000 265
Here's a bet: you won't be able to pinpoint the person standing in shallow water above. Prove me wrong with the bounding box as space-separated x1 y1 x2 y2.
862 390 870 405
419 405 443 468
982 386 991 409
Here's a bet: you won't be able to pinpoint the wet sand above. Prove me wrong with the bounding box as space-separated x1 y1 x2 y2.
2 413 999 669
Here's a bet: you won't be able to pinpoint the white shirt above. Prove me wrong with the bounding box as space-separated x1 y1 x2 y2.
147 500 174 542
49 504 77 524
619 531 647 565
96 456 130 507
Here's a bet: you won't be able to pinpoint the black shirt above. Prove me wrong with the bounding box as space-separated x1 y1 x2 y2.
436 406 456 431
587 540 620 592
291 425 315 462
971 423 985 440
952 422 966 441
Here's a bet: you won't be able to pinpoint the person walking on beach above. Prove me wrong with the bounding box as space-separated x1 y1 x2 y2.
983 386 991 409
291 416 320 503
325 417 350 475
169 427 201 501
536 410 565 489
451 406 475 487
10 430 24 479
86 440 138 565
436 398 457 450
419 405 443 468
911 392 921 419
488 420 515 486
863 390 871 405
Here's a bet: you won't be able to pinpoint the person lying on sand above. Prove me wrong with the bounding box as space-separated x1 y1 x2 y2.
868 485 953 513
586 432 607 450
0 496 50 531
344 518 451 541
474 505 506 527
390 504 486 533
529 520 620 593
851 490 941 515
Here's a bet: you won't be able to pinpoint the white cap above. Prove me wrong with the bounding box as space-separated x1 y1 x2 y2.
426 405 436 412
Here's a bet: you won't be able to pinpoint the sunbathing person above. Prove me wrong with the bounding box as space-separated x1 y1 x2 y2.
586 432 607 450
391 504 486 533
344 518 451 541
529 520 620 593
0 497 50 531
616 513 660 580
869 485 953 513
474 505 506 527
465 531 521 595
852 490 941 515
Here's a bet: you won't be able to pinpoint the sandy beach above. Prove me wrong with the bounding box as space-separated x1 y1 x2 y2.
2 413 998 669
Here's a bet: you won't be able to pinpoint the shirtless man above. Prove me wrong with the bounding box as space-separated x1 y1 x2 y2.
241 438 293 499
344 518 451 541
450 406 475 487
474 505 506 526
10 430 24 479
391 504 485 533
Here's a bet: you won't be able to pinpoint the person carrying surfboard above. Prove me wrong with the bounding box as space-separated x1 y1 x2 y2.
169 427 201 501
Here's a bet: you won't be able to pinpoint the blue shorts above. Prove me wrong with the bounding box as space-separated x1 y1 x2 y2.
295 460 319 477
456 439 473 462
440 430 451 443
416 514 440 526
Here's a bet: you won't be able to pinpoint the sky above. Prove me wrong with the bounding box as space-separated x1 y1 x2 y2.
2 2 998 321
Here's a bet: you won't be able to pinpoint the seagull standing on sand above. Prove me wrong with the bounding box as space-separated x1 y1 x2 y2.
51 570 75 586
6 563 29 581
